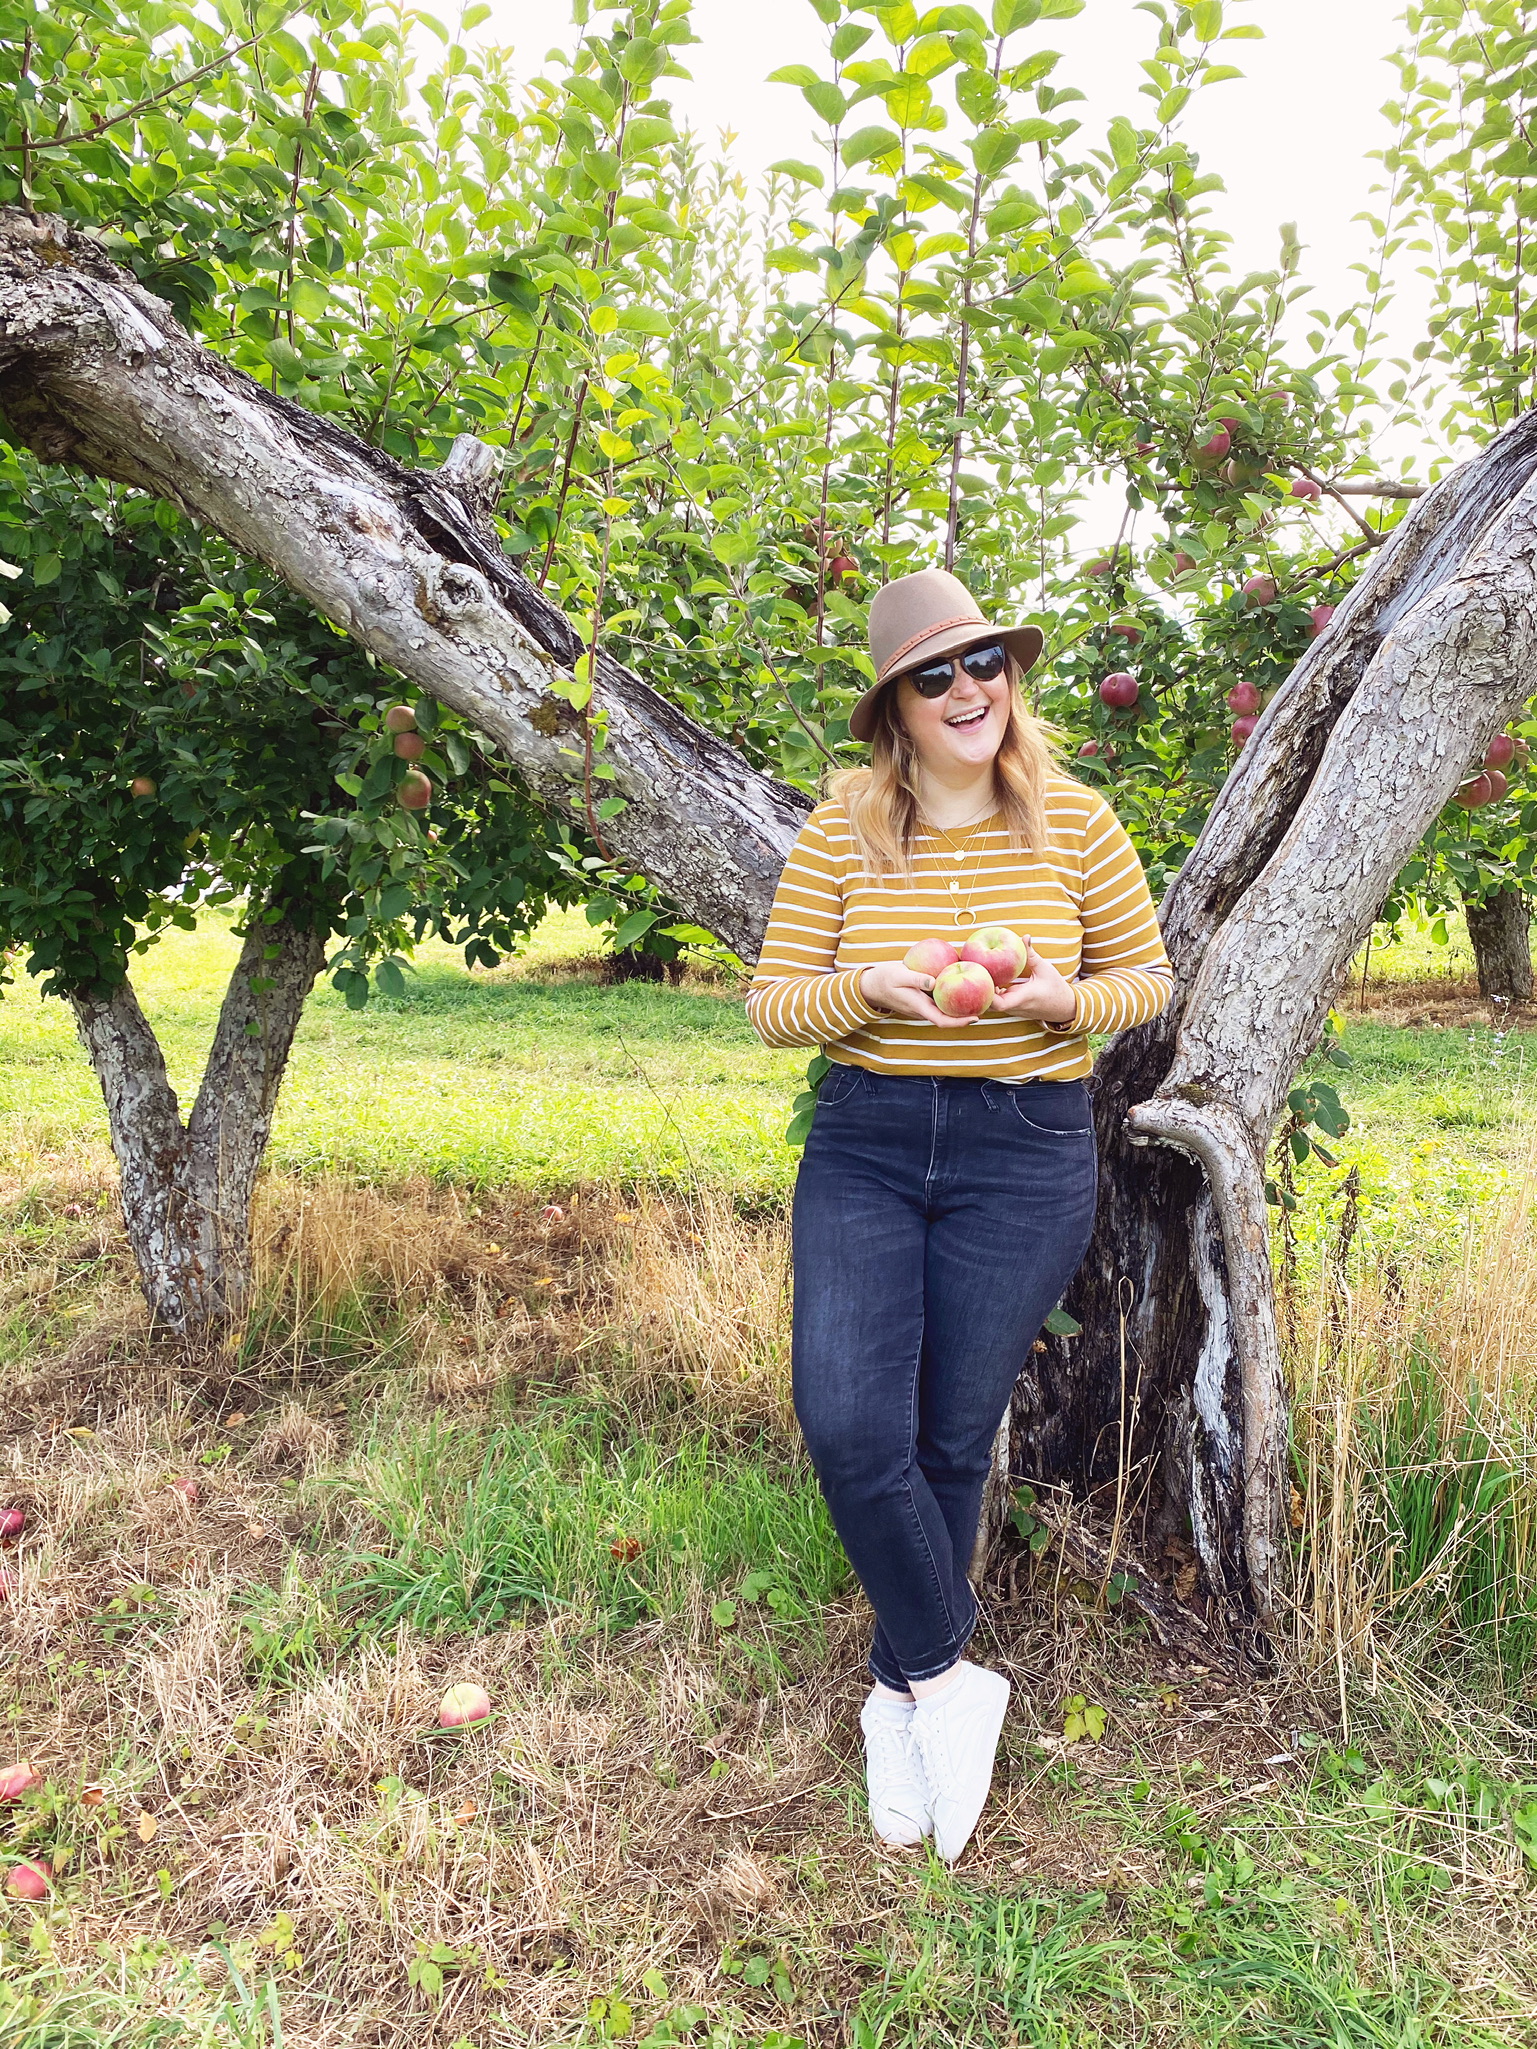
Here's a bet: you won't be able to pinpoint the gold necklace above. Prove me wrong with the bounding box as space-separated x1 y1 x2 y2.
926 810 997 929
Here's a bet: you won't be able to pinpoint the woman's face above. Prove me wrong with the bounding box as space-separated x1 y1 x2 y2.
894 644 1012 780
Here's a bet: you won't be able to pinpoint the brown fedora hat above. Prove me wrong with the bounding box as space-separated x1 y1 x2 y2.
849 568 1044 743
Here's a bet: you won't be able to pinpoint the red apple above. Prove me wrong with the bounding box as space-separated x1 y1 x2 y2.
1099 672 1139 710
170 1476 199 1505
828 554 859 581
1308 604 1335 638
384 704 417 734
1134 438 1156 456
1242 574 1278 607
1109 620 1142 644
1077 739 1101 758
1226 681 1262 717
1231 715 1258 747
1172 551 1198 576
1085 557 1112 579
1486 768 1509 800
1484 733 1516 772
1455 774 1494 808
0 1508 22 1541
392 731 426 761
129 777 157 799
1218 415 1243 433
961 926 1029 988
397 770 432 811
6 1859 49 1900
1290 478 1322 502
903 937 960 979
0 1762 38 1801
1192 428 1231 467
931 961 995 1019
439 1683 492 1729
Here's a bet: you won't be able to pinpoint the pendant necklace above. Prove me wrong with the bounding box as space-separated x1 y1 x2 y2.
927 806 996 930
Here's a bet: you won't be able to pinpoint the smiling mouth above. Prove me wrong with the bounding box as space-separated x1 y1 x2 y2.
945 704 989 731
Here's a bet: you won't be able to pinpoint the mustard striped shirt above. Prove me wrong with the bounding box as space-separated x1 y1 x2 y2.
746 776 1172 1079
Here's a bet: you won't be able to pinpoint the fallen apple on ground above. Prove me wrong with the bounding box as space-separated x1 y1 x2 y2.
903 936 960 978
932 962 995 1019
0 1507 22 1540
7 1859 49 1900
439 1683 492 1728
961 927 1029 988
0 1761 38 1801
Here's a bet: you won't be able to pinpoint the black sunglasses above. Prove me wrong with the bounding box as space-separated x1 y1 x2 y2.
902 642 1008 698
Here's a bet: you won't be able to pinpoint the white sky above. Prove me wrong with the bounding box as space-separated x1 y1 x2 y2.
489 0 1420 374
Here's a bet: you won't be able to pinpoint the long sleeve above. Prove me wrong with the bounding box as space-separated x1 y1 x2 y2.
1048 797 1172 1036
746 806 883 1050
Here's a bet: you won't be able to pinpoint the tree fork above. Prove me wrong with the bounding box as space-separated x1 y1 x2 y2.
69 912 327 1334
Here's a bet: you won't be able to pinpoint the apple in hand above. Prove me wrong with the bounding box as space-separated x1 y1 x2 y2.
961 926 1029 988
903 936 960 979
932 962 995 1019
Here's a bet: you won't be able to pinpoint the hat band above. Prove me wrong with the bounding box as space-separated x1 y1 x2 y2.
877 612 992 682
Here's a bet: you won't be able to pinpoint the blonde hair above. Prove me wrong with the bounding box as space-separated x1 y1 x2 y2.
828 663 1060 877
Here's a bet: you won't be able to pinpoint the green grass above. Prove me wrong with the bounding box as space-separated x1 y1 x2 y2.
343 1398 849 1644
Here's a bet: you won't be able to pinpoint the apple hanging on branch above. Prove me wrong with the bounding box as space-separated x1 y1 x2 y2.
1099 672 1139 710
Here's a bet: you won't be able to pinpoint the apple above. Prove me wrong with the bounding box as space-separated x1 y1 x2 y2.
961 926 1029 988
1134 438 1156 456
1308 604 1336 638
903 936 960 978
1242 574 1278 607
384 704 417 734
1226 681 1262 717
827 554 859 581
1077 739 1101 758
1290 478 1322 502
0 1762 38 1801
1455 773 1494 808
397 770 432 811
1085 557 1112 579
1099 672 1139 710
1485 733 1516 772
392 731 426 761
1217 415 1243 433
6 1859 49 1900
129 777 157 799
1231 716 1258 748
1172 551 1198 575
439 1683 492 1729
931 962 995 1019
170 1476 199 1505
1192 428 1231 468
0 1508 22 1541
1223 456 1266 490
1486 768 1509 801
1109 620 1142 644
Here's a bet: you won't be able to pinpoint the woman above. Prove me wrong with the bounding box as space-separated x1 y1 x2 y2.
747 567 1172 1863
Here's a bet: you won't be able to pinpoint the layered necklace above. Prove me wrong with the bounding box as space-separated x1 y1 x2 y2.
924 801 998 929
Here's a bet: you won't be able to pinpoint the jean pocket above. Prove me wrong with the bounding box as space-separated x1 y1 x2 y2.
1010 1081 1093 1136
817 1062 865 1109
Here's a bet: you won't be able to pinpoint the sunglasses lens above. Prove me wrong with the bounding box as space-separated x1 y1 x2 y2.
961 643 1006 681
909 663 956 698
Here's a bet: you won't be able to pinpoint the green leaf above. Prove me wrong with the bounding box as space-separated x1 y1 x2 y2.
710 1600 737 1628
1189 0 1223 38
768 159 824 188
1044 1305 1081 1336
610 908 658 950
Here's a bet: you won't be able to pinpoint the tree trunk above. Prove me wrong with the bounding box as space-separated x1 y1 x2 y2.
7 209 1537 1636
69 913 326 1334
1462 885 1533 1003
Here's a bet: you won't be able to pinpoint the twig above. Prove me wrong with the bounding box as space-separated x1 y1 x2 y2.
0 33 265 153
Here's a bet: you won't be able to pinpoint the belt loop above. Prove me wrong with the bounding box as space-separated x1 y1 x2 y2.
981 1080 1001 1112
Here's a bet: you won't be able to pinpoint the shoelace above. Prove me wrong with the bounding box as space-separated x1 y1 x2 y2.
865 1716 915 1790
912 1713 954 1800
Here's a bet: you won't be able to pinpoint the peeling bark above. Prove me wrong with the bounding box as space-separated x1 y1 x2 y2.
1463 884 1533 1004
7 209 1537 1637
69 916 326 1333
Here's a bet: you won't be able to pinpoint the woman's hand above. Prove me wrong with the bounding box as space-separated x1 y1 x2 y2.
988 944 1078 1026
859 960 958 1025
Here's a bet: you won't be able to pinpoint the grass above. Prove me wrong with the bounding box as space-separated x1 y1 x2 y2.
4 911 1537 2043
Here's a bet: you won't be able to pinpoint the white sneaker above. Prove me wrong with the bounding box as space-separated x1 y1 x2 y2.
911 1662 1011 1863
859 1692 930 1847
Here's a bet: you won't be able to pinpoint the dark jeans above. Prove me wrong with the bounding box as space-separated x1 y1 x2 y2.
791 1068 1098 1690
